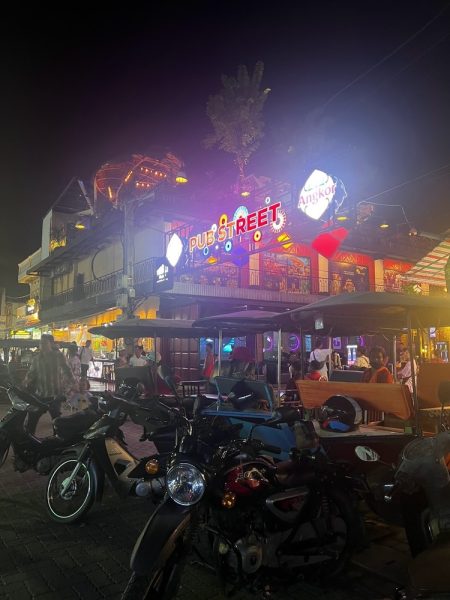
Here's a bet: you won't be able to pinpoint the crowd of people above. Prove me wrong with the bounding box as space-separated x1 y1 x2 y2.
299 338 418 389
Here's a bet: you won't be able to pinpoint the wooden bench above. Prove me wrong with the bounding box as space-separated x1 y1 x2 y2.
295 380 414 424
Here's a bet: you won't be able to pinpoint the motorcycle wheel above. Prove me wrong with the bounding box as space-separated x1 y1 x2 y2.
309 487 365 580
46 457 95 524
0 431 10 468
121 537 188 600
400 491 436 557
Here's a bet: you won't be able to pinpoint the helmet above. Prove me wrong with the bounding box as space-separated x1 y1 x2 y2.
319 395 362 432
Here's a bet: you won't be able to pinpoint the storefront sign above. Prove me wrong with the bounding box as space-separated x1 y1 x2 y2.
298 169 345 221
188 201 281 253
153 259 173 291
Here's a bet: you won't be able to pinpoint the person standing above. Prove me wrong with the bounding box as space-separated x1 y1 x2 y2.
397 349 418 393
67 344 81 382
309 339 330 380
23 334 76 433
202 342 215 380
80 339 94 377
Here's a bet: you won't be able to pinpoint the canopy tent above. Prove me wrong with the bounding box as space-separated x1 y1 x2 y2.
403 238 450 288
192 310 280 333
274 291 450 432
89 318 215 340
274 291 450 336
193 310 287 401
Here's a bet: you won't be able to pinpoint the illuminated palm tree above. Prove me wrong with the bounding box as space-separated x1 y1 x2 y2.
205 61 270 184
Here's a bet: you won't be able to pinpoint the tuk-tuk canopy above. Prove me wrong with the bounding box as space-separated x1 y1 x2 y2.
275 292 450 336
89 318 215 340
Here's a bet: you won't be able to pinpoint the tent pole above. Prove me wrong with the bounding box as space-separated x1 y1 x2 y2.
392 335 397 382
277 328 282 408
299 327 304 379
407 312 420 435
218 329 222 375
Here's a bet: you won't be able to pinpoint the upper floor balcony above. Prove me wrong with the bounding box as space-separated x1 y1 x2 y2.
38 259 434 328
18 249 42 284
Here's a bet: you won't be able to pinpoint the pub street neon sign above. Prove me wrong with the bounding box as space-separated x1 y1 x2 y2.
189 201 281 253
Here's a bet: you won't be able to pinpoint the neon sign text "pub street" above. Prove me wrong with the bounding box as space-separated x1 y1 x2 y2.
189 201 281 253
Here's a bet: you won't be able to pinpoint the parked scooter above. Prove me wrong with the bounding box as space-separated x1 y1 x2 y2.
0 384 100 475
45 388 173 523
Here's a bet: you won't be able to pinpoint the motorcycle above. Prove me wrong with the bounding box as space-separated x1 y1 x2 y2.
45 388 174 523
122 403 364 599
356 435 450 599
0 384 100 475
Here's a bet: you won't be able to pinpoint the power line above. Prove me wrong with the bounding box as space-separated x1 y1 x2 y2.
321 3 450 110
358 161 450 204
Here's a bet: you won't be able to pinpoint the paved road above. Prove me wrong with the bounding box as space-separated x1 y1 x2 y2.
0 403 410 600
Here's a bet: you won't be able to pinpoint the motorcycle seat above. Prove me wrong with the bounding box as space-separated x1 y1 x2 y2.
408 536 450 594
53 409 99 440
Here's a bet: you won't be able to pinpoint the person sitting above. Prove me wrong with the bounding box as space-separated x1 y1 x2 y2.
229 346 256 379
361 346 394 383
129 345 148 367
67 377 93 411
352 346 370 370
305 360 328 381
115 349 129 368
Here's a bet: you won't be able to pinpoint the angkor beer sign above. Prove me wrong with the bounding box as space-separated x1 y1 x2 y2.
189 201 281 252
298 169 345 221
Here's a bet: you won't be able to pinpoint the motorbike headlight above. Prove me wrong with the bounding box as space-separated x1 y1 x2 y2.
166 463 206 506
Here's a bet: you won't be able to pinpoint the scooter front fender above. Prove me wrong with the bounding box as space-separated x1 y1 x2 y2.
59 445 105 502
130 498 191 575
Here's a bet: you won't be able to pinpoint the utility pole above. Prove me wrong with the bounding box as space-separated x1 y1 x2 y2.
122 199 137 318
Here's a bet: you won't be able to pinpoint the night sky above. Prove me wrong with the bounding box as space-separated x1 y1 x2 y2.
2 0 450 295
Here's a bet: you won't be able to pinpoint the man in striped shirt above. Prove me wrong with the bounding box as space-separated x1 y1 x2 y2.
24 334 76 434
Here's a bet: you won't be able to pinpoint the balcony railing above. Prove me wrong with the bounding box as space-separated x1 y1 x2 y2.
41 258 436 313
40 257 158 312
42 271 122 311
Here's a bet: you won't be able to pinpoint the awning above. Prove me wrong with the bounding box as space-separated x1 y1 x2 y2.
404 238 450 287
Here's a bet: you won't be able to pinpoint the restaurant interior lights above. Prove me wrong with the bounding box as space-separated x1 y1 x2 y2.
379 221 390 229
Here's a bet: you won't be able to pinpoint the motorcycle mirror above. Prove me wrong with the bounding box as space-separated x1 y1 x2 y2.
355 445 380 462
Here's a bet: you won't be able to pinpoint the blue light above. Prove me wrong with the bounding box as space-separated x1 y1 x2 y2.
225 240 233 253
203 247 209 256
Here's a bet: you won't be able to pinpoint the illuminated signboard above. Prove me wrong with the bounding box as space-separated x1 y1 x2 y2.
189 201 281 253
153 259 173 291
298 169 346 221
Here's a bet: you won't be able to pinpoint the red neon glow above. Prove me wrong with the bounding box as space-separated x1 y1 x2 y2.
312 228 349 259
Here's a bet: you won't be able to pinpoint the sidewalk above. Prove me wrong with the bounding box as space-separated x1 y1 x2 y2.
0 404 409 599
